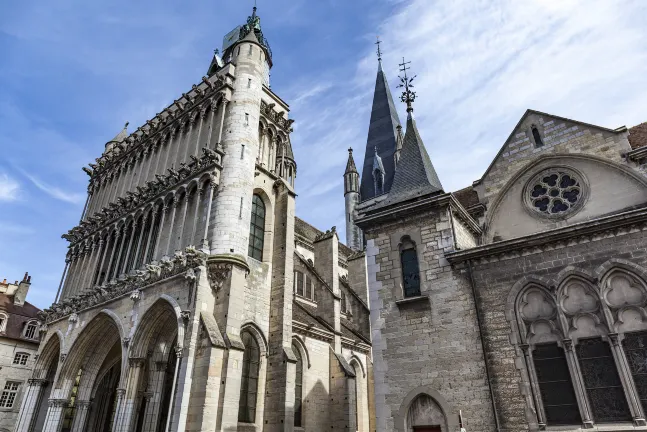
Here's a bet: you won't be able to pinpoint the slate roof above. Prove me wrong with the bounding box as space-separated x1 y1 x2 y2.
452 186 480 209
359 63 402 201
377 115 443 207
629 122 647 150
0 293 41 344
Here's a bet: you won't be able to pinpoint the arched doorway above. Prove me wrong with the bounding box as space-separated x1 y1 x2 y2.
129 299 181 432
84 340 122 432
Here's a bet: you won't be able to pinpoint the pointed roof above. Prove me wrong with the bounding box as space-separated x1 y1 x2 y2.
359 63 402 201
382 115 443 205
372 147 385 173
345 148 358 174
105 122 129 153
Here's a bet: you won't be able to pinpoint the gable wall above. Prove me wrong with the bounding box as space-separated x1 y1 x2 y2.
478 112 633 207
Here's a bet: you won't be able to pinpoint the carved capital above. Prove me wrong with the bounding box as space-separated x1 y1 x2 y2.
175 346 184 358
28 378 48 387
48 398 69 408
68 313 79 324
59 353 67 363
130 289 141 302
122 337 131 348
562 339 574 352
180 310 191 323
129 357 146 367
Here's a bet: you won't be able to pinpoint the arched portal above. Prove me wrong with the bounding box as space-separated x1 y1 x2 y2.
84 340 122 432
128 298 182 432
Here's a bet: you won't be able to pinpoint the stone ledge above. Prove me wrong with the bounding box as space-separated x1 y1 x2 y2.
395 294 430 307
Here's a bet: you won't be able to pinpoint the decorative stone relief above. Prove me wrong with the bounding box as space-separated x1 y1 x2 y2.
207 263 232 291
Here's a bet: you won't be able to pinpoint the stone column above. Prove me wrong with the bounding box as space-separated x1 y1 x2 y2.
133 213 149 270
609 333 647 426
141 209 158 266
120 220 138 276
54 257 70 303
172 121 187 169
205 99 217 149
164 347 183 432
111 227 127 280
520 344 546 428
41 398 68 432
97 232 114 285
175 191 191 252
70 400 92 432
60 252 78 300
153 204 168 260
163 128 179 173
563 339 594 428
193 107 207 157
141 362 167 432
182 112 197 164
110 388 126 432
201 175 216 252
165 198 179 257
314 227 341 352
219 345 245 431
14 378 48 432
116 358 146 432
80 241 98 292
190 187 203 246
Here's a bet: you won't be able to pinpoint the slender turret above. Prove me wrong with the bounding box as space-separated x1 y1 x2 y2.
344 148 363 250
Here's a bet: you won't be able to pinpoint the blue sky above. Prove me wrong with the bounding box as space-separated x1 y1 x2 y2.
1 0 646 309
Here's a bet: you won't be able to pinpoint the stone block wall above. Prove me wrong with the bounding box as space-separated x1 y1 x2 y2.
468 227 647 431
0 339 39 431
365 207 495 432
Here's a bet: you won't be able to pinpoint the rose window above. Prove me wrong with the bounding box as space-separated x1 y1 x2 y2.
528 170 583 216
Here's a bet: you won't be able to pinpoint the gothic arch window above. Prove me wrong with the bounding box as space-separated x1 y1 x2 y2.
531 125 544 148
0 313 7 333
400 236 421 298
374 169 384 195
248 194 265 261
293 341 304 427
239 331 260 423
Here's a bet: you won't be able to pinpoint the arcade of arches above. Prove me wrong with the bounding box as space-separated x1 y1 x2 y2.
15 300 182 432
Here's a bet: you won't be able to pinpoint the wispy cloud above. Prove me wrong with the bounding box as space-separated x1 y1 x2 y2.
0 173 20 201
17 169 85 205
0 221 35 235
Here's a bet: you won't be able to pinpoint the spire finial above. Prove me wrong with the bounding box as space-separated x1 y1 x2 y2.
375 36 382 63
348 147 353 154
252 0 257 18
397 57 417 116
124 121 129 130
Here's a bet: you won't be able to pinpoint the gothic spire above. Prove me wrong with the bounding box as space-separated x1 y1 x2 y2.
345 148 358 174
359 41 402 201
383 60 443 205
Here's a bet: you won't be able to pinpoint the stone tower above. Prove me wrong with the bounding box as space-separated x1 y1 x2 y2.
211 8 270 258
344 148 362 251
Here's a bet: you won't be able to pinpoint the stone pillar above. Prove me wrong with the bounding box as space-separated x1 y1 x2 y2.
120 220 138 276
209 35 265 257
70 400 92 432
200 176 216 252
14 378 47 432
263 181 297 431
314 227 342 352
330 351 357 431
41 398 68 432
175 191 191 252
563 339 594 428
520 344 547 428
142 362 168 432
54 257 70 303
165 198 179 257
153 204 168 260
190 187 203 246
219 346 245 431
609 333 647 426
192 107 207 157
116 358 146 432
111 389 126 432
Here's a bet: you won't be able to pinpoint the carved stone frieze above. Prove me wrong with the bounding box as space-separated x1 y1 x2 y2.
260 100 294 132
40 247 207 324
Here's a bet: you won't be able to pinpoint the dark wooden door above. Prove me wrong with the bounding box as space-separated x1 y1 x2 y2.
413 426 442 432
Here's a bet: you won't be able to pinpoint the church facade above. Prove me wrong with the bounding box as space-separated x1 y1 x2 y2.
346 43 647 432
15 10 373 432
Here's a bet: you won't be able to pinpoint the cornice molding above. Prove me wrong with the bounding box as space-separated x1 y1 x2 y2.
446 206 647 265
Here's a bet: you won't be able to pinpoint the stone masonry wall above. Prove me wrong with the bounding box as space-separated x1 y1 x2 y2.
365 207 495 432
0 338 39 431
468 228 647 431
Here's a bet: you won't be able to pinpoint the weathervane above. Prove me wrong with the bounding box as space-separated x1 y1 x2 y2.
375 36 382 62
397 57 417 114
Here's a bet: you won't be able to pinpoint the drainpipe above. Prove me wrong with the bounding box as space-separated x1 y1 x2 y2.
466 259 501 432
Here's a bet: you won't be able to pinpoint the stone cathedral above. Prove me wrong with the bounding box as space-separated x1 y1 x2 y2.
343 41 647 432
16 7 647 432
16 9 373 432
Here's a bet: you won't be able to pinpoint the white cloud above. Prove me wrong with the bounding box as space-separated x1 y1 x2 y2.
17 169 85 205
0 173 20 201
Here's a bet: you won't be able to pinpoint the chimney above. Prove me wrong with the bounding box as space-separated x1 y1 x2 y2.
13 272 31 306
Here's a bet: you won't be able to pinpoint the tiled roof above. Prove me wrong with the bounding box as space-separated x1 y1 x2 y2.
452 186 480 209
629 122 647 150
0 293 41 343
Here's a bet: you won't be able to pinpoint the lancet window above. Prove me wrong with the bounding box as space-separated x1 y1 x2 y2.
239 331 260 423
515 269 647 428
248 194 265 261
400 236 421 298
293 341 304 427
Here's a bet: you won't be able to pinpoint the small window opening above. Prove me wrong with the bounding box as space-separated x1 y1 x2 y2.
245 113 249 126
241 144 245 159
237 46 240 56
400 237 421 298
532 126 544 148
248 45 253 56
247 78 252 89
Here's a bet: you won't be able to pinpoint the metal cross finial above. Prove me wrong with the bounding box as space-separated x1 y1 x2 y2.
375 36 382 62
397 57 417 114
